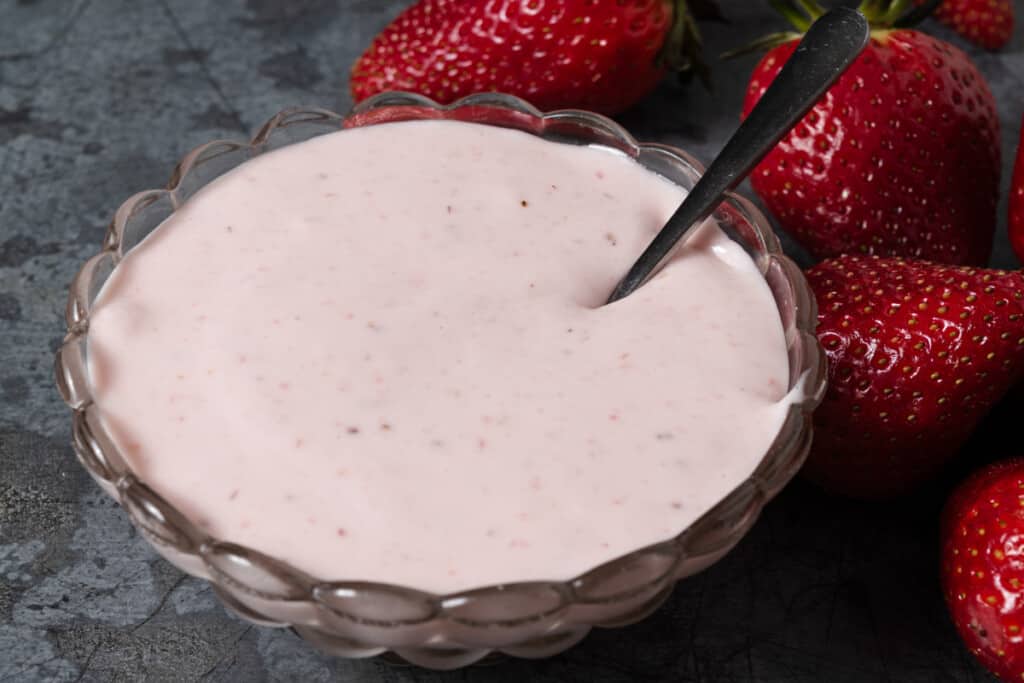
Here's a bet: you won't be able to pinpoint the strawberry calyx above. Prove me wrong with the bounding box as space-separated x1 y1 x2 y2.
769 0 825 32
868 0 942 29
660 0 723 87
782 0 941 30
725 0 942 55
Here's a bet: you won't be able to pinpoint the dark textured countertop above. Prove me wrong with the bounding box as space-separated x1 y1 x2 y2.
2 1 1023 680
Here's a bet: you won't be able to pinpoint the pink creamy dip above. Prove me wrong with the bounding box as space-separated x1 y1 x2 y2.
87 120 793 593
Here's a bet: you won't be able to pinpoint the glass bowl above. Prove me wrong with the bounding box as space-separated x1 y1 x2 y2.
54 92 827 670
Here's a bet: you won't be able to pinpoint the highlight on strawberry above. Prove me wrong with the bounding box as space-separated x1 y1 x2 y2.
740 0 1000 266
350 0 721 116
803 255 1024 499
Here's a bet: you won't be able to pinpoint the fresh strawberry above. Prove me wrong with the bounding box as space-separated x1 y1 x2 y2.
1011 118 1024 264
741 0 1000 266
916 0 1014 50
942 458 1024 681
804 255 1024 498
350 0 713 115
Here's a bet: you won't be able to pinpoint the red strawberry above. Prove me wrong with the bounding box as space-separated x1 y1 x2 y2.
942 458 1024 681
350 0 711 116
1011 118 1024 264
741 1 1000 266
916 0 1015 50
804 255 1024 498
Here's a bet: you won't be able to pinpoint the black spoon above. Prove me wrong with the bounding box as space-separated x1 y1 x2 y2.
606 6 870 304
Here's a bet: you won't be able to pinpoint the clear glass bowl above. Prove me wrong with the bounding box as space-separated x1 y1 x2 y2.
54 92 827 670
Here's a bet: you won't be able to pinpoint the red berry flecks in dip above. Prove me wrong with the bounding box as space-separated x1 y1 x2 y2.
742 30 1000 266
942 458 1024 681
804 255 1024 498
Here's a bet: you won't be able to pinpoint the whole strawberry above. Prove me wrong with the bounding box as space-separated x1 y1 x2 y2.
942 458 1024 681
350 0 711 115
916 0 1014 50
741 0 1000 266
1011 118 1024 263
804 255 1024 498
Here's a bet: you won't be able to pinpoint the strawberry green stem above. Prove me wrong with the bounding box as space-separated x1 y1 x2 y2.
720 31 802 58
769 0 812 32
878 0 913 24
661 0 713 87
794 0 827 20
726 0 942 59
857 0 885 21
857 0 941 27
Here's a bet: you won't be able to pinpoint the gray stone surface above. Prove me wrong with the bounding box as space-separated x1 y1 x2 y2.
1 0 1022 680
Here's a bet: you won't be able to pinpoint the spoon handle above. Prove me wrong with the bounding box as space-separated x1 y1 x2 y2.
606 7 870 304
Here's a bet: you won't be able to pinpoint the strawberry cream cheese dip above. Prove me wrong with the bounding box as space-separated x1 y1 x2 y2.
86 119 795 593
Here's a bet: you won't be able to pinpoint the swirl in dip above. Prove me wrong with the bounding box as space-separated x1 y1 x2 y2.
87 120 793 593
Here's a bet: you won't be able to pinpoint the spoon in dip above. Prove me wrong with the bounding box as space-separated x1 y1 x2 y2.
607 6 870 304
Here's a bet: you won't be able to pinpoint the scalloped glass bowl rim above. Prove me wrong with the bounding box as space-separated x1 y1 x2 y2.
54 91 827 648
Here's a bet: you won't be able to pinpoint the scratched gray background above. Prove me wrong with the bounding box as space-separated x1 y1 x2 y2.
2 0 1023 680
